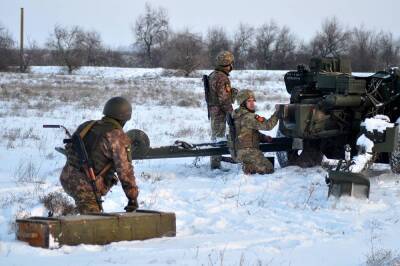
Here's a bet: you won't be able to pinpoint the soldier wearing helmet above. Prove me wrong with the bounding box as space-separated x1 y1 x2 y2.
232 90 279 174
60 97 139 214
207 51 238 170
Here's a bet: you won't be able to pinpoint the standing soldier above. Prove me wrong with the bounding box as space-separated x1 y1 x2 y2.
206 51 237 170
232 90 279 174
60 97 139 214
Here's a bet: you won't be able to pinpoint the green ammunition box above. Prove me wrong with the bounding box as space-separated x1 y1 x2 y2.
16 210 176 248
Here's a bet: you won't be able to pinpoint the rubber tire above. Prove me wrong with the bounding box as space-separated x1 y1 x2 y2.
390 128 400 174
125 129 150 155
276 129 299 168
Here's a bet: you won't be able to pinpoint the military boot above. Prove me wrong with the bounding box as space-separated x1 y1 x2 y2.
297 150 323 168
210 156 222 170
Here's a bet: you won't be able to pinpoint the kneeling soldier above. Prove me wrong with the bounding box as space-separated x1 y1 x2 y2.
60 97 139 214
232 90 279 174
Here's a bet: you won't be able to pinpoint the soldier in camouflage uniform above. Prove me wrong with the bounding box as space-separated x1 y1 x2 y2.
232 90 279 174
208 51 238 169
60 97 139 214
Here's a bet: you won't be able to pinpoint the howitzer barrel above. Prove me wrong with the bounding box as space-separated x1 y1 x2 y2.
54 128 294 162
322 95 362 107
55 138 293 160
132 138 293 160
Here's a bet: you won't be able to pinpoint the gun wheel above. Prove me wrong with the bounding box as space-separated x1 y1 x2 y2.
390 126 400 174
126 129 150 155
276 129 300 168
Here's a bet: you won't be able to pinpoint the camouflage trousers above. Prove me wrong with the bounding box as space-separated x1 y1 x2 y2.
60 164 111 214
237 148 274 174
210 107 227 169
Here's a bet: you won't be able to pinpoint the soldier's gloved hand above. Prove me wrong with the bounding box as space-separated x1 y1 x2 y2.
232 88 239 99
124 198 138 212
232 87 238 95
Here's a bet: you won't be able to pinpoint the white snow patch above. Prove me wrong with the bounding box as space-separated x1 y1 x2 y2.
362 115 394 133
0 67 398 266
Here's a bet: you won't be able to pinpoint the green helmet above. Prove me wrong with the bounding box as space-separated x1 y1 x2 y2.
236 89 256 104
215 51 234 67
103 97 132 121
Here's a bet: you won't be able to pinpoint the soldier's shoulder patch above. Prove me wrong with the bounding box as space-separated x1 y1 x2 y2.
255 114 265 123
224 83 231 93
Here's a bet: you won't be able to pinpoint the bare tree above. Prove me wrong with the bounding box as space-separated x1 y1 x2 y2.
348 26 380 71
206 26 231 68
46 25 85 74
294 40 313 67
163 29 205 77
311 17 350 57
134 3 169 67
0 23 16 71
272 26 297 69
78 30 104 66
232 23 254 69
19 39 41 72
253 21 278 69
377 31 400 68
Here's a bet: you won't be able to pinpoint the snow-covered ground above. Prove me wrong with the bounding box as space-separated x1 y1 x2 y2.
0 66 399 266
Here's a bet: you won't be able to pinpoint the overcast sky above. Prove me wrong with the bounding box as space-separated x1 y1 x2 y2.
1 0 399 48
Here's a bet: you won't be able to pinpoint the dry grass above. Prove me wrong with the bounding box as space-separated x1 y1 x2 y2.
0 73 204 116
3 128 40 149
40 191 76 216
365 220 400 266
140 171 163 184
3 128 21 142
0 160 47 233
177 98 201 107
0 70 285 120
13 160 45 192
170 126 209 139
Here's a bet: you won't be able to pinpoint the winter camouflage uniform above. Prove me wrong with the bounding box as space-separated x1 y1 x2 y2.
232 91 279 174
60 98 138 214
208 51 237 169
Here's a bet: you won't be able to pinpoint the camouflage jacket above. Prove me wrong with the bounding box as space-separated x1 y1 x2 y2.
64 117 138 200
208 69 236 113
233 107 279 149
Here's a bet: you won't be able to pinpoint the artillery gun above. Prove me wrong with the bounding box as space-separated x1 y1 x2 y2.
46 57 400 198
49 126 294 166
276 57 400 197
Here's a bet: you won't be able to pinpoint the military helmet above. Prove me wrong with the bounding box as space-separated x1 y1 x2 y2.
236 89 256 104
215 51 234 67
103 97 132 121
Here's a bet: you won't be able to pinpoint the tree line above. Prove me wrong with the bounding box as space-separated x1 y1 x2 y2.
1 3 399 74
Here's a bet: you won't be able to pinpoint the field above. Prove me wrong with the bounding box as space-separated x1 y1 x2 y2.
0 66 399 266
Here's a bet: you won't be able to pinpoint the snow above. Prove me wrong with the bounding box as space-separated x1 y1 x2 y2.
0 67 399 266
350 134 375 173
350 115 396 173
362 115 394 133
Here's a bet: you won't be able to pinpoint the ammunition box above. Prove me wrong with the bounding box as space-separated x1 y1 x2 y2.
16 210 176 248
